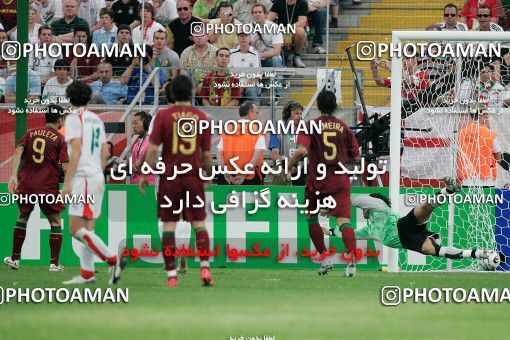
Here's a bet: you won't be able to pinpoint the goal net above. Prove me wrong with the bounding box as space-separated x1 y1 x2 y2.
388 31 510 272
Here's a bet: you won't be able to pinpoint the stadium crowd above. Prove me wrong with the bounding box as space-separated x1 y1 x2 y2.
0 0 359 105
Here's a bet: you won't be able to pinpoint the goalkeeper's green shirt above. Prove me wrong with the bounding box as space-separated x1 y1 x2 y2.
352 195 404 249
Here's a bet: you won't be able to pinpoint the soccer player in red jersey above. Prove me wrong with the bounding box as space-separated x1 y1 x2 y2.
139 75 214 287
4 105 68 272
288 90 360 277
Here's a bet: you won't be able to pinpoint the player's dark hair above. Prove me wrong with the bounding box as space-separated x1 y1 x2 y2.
171 75 193 101
369 193 391 207
46 104 66 123
239 101 255 117
66 81 92 106
164 79 175 103
317 90 337 116
0 29 6 34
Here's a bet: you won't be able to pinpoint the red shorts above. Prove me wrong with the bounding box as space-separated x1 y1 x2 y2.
305 188 351 219
157 176 206 222
17 191 65 217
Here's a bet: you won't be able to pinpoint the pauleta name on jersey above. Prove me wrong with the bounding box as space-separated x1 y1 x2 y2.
29 129 59 141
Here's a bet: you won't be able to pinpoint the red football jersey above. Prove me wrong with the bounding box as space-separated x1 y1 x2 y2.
150 105 212 177
297 116 360 194
17 126 68 193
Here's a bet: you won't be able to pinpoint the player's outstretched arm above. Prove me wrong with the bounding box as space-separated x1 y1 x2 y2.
139 142 159 195
8 146 24 194
287 145 306 170
201 150 213 179
62 139 81 197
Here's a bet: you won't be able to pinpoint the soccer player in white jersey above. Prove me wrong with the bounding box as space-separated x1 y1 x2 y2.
61 81 124 285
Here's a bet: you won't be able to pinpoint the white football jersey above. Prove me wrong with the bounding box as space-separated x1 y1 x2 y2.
65 109 106 177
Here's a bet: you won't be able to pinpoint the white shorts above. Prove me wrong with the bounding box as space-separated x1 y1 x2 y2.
68 174 105 219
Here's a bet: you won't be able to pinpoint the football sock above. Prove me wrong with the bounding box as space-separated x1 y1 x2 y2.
340 223 356 255
330 223 357 255
49 226 63 265
11 221 27 261
162 231 176 273
195 228 210 264
74 228 116 266
430 237 474 259
77 242 95 279
431 188 452 208
308 217 326 254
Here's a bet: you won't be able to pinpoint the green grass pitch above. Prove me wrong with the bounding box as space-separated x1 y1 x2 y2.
0 266 508 339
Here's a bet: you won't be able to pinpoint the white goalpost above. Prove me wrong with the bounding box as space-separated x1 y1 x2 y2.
388 31 510 272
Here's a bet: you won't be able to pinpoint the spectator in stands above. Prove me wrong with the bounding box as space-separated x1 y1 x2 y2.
111 0 141 28
42 59 73 103
153 30 180 82
30 26 61 85
307 0 328 54
370 54 430 103
268 100 305 185
10 8 41 44
251 3 284 100
472 4 504 31
329 0 339 28
0 0 17 35
131 111 156 184
92 8 118 47
460 0 503 29
267 0 308 68
51 0 89 42
208 2 243 49
217 101 266 185
79 0 106 32
33 0 63 26
200 48 241 106
457 106 502 187
180 24 218 94
192 0 220 20
120 45 165 105
233 0 272 24
65 25 101 82
167 0 203 56
105 24 134 76
229 31 261 105
437 3 468 31
154 0 178 27
132 3 166 45
4 64 42 103
0 75 5 103
90 62 128 104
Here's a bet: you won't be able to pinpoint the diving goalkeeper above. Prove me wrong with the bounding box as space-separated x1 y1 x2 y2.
323 177 491 262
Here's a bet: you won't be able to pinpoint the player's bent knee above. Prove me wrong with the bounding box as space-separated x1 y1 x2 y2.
421 238 436 255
